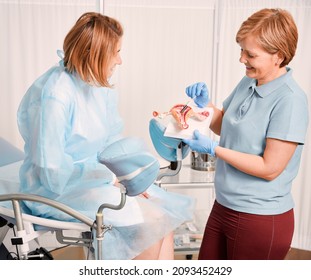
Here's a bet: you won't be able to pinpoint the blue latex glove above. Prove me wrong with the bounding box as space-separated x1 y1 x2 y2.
98 137 160 196
149 119 190 162
183 130 218 157
185 82 210 108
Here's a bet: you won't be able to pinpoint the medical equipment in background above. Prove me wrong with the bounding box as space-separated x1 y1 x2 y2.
191 152 215 171
0 137 160 260
190 152 216 183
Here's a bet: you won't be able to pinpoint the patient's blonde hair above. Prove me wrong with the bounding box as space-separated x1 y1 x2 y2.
63 12 123 87
236 8 298 67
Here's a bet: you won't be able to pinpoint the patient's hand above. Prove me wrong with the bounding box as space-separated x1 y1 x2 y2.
113 179 120 187
114 180 149 198
140 192 150 199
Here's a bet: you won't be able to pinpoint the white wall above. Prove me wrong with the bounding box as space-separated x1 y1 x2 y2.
0 0 99 148
104 0 216 160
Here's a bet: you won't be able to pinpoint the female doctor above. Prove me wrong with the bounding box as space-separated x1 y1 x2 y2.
17 12 194 260
183 8 309 259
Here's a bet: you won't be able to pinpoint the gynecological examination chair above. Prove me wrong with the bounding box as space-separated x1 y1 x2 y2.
0 133 185 260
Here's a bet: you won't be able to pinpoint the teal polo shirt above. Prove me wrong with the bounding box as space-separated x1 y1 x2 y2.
215 68 309 214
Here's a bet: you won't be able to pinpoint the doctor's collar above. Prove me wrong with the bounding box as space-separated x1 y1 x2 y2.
249 67 292 98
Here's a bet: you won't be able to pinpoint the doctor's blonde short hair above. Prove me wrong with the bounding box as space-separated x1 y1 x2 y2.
63 12 123 87
236 8 298 67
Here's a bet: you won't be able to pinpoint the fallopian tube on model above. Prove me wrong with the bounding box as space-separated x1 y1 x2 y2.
153 104 210 129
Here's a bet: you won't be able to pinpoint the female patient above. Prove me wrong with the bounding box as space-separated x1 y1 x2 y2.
17 12 193 260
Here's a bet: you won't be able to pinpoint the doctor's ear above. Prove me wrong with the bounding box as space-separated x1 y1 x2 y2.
275 52 284 66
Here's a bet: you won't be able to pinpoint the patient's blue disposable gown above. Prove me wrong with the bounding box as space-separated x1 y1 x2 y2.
17 52 194 259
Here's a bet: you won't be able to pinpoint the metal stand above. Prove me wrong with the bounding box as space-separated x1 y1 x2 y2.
155 145 183 187
95 184 127 260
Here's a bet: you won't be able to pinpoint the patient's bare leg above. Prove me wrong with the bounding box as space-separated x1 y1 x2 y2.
158 231 174 260
133 232 174 260
133 238 163 260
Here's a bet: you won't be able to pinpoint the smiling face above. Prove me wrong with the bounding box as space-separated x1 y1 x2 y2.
239 35 286 86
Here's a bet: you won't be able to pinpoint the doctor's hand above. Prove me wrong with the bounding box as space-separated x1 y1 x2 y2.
183 130 218 157
185 82 210 108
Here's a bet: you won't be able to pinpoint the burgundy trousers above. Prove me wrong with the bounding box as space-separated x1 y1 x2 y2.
198 200 294 260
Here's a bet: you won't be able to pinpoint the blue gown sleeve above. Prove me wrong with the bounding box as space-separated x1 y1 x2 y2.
33 94 76 195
